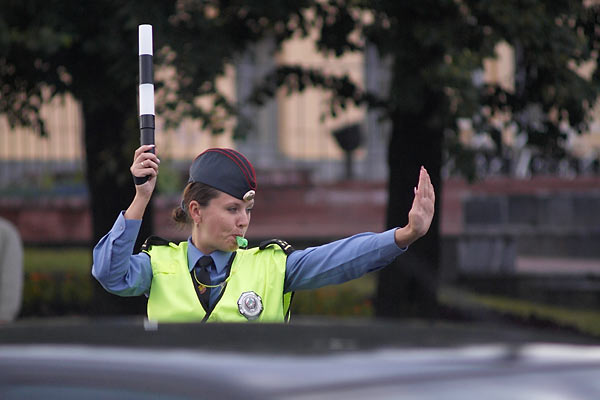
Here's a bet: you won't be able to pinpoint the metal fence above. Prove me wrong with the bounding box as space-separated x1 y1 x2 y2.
0 94 85 195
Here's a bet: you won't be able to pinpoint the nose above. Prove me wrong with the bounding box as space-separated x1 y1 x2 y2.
237 209 250 228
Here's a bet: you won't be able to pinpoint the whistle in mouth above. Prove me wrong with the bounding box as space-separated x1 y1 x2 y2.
236 236 248 248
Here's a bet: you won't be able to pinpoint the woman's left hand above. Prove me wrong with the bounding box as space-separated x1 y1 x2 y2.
394 166 435 248
407 166 435 238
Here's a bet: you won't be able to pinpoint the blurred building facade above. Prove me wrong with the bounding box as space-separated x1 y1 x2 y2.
0 37 390 192
1 37 600 279
2 39 600 191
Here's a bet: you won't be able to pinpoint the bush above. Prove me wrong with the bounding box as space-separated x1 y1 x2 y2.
291 274 376 317
20 247 94 318
21 271 94 317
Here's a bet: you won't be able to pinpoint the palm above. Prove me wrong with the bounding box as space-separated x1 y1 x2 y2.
407 167 435 238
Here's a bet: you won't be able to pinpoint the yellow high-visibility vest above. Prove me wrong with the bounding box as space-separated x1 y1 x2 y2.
144 240 291 323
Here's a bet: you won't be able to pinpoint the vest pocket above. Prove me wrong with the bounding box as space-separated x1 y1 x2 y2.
152 263 177 275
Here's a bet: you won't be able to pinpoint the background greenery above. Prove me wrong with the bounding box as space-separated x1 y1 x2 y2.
20 247 376 319
22 247 93 317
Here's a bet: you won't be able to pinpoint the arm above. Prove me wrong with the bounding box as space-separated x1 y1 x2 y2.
91 144 161 296
0 218 23 322
92 212 153 296
285 229 404 292
284 167 435 292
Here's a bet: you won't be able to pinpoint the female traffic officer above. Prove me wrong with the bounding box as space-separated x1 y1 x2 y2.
92 144 435 323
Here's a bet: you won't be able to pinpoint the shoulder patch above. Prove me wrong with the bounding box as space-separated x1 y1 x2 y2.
141 235 173 251
259 238 295 256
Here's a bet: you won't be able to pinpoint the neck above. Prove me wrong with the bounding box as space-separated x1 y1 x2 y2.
191 229 215 255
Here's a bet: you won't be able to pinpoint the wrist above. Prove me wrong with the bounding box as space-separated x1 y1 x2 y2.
125 193 151 220
394 225 420 248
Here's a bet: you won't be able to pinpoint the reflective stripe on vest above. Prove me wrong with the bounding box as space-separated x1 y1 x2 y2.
145 241 291 323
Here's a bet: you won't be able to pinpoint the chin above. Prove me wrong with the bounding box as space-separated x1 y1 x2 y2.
221 240 238 252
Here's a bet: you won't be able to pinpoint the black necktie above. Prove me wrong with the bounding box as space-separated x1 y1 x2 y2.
193 255 214 312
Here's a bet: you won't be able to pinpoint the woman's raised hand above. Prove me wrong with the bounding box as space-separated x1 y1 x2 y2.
131 144 160 197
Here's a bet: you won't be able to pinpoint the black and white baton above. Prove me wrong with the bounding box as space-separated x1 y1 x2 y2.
134 24 155 185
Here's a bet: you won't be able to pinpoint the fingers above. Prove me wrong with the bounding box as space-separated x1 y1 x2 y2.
422 166 433 194
133 145 160 165
132 158 160 175
138 158 160 169
415 166 425 197
131 145 160 179
415 166 435 204
133 144 156 160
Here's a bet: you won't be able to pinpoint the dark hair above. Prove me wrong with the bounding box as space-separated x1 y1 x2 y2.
171 182 220 225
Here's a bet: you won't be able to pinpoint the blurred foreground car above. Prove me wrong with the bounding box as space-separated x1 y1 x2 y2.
1 318 599 399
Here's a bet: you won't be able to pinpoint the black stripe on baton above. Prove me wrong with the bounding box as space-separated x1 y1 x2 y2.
139 54 153 84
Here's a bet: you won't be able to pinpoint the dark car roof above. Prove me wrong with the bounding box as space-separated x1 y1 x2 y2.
0 316 593 352
1 317 599 399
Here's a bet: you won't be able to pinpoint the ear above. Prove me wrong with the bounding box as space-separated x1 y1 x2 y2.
188 200 203 224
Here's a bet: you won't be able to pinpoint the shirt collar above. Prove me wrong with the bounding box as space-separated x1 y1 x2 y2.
187 237 232 274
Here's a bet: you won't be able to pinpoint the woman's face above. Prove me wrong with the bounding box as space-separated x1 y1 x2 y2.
192 191 253 253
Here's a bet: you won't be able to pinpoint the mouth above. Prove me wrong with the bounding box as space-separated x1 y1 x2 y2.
229 233 244 244
228 234 246 249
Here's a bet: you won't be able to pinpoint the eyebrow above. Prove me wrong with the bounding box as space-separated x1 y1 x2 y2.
224 201 254 208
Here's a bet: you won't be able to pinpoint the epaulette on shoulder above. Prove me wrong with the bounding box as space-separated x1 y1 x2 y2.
259 238 295 256
141 235 173 251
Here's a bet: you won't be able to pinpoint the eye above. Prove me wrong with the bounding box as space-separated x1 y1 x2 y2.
246 208 253 215
227 207 238 213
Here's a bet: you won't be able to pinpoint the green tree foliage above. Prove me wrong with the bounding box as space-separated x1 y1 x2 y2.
289 0 600 318
2 0 600 317
0 0 312 314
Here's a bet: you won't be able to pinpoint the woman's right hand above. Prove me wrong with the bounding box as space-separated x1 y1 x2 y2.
131 144 160 198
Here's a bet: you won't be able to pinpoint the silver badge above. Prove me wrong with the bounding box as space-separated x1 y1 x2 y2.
237 291 263 320
243 190 255 201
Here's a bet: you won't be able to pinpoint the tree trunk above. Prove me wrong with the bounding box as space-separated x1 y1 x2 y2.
375 112 443 319
82 98 153 315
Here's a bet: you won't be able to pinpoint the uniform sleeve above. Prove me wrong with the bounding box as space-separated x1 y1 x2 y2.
0 218 23 322
91 212 153 296
284 228 406 293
